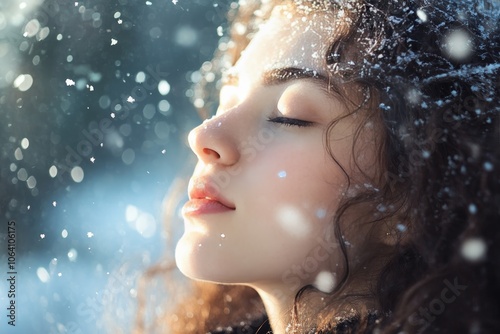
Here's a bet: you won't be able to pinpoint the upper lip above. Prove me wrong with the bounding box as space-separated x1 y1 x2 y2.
188 177 236 209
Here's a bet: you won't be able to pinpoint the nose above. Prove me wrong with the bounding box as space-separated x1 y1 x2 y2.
188 114 240 166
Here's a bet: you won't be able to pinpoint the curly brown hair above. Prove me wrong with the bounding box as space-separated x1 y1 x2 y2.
134 0 500 333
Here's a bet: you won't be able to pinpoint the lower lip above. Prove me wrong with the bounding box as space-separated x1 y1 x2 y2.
182 199 235 216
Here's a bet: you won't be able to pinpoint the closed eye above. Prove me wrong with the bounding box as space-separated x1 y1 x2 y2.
267 116 314 128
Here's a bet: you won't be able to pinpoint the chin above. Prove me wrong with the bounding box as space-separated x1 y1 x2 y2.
175 235 224 283
174 235 199 279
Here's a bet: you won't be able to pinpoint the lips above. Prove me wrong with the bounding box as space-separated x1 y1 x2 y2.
182 178 235 216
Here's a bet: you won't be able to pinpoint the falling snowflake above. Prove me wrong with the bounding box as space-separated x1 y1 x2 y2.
313 271 336 293
416 9 428 22
443 29 473 61
461 238 487 262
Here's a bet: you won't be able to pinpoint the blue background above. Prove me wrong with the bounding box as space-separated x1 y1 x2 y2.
0 1 230 332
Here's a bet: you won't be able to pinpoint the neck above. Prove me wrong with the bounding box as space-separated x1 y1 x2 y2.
251 285 296 334
250 281 379 334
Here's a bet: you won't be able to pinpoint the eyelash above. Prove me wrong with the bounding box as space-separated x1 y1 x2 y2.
267 116 313 128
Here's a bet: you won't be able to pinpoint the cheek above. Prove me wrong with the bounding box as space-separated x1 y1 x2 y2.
236 142 345 250
245 139 347 212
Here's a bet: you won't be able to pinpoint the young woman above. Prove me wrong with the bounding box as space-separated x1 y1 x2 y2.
136 0 500 333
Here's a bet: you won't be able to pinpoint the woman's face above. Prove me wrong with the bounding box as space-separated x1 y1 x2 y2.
175 7 378 294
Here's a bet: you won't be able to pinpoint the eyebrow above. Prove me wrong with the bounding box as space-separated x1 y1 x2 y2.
262 67 328 86
222 66 343 99
262 67 343 99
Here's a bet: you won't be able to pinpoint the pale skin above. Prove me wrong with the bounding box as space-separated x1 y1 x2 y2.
175 7 381 334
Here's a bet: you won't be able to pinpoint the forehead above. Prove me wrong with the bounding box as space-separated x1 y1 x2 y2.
232 6 335 81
